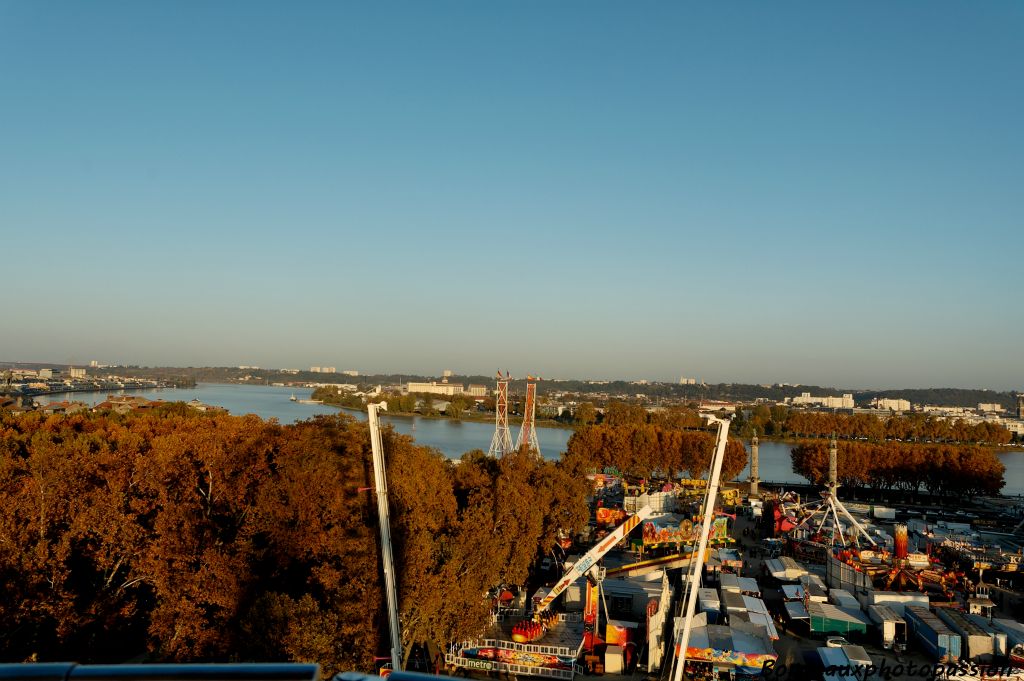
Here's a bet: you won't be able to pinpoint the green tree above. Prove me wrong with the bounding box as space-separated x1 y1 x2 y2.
447 396 467 419
603 401 647 427
574 402 597 427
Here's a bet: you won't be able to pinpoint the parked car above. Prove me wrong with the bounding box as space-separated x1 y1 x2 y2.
825 636 850 648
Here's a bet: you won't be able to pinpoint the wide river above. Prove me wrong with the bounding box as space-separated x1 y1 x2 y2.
37 383 1024 493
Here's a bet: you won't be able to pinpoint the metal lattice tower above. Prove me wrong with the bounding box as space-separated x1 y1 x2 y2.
515 375 541 455
487 370 514 457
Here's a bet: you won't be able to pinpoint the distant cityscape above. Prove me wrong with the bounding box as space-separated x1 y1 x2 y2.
2 360 1022 438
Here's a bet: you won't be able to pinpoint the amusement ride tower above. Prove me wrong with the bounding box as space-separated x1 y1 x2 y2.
792 435 875 548
515 375 541 454
487 370 514 457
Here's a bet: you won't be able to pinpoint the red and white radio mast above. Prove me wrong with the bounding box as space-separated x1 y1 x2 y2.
488 370 514 457
515 375 541 455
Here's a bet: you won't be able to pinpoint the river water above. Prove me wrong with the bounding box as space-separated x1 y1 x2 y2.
35 383 574 459
36 383 1023 492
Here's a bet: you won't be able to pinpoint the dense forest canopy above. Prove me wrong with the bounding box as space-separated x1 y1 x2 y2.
0 408 587 672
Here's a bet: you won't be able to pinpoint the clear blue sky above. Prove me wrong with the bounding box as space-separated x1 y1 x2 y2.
2 2 1021 390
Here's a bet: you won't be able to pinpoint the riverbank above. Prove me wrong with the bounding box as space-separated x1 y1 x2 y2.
331 404 569 430
16 383 174 399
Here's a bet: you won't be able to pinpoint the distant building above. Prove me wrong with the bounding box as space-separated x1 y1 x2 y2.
442 369 453 378
186 399 228 414
922 405 971 417
39 401 88 415
699 399 741 412
465 384 489 397
1003 419 1024 437
790 392 855 409
537 404 560 419
978 403 1004 413
238 365 260 370
870 397 911 412
89 360 99 368
342 370 359 377
310 383 358 392
38 369 54 379
92 395 164 414
1018 395 1024 420
407 381 463 397
310 367 336 373
679 377 697 385
0 395 35 413
68 367 87 379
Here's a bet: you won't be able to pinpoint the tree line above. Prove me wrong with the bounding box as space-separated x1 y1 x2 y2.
790 440 1005 498
0 407 587 673
311 385 365 409
314 387 481 419
563 421 749 482
733 405 1012 445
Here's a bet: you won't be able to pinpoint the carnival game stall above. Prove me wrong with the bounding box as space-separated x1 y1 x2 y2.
675 624 778 678
629 514 734 558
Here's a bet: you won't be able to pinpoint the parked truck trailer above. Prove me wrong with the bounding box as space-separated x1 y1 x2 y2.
867 604 907 652
904 606 962 663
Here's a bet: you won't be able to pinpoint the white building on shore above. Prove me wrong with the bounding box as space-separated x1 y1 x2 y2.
406 381 464 397
790 392 855 409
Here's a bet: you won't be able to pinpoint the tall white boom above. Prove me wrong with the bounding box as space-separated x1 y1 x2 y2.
672 414 731 681
368 403 403 671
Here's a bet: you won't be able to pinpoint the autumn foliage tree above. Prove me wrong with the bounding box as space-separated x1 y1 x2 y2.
782 411 1012 445
790 440 1004 497
563 423 748 482
0 408 587 672
729 405 1011 445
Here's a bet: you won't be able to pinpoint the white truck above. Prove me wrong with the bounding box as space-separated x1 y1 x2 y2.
867 604 907 652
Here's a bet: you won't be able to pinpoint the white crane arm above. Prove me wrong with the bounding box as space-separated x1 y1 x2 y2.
534 505 655 615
